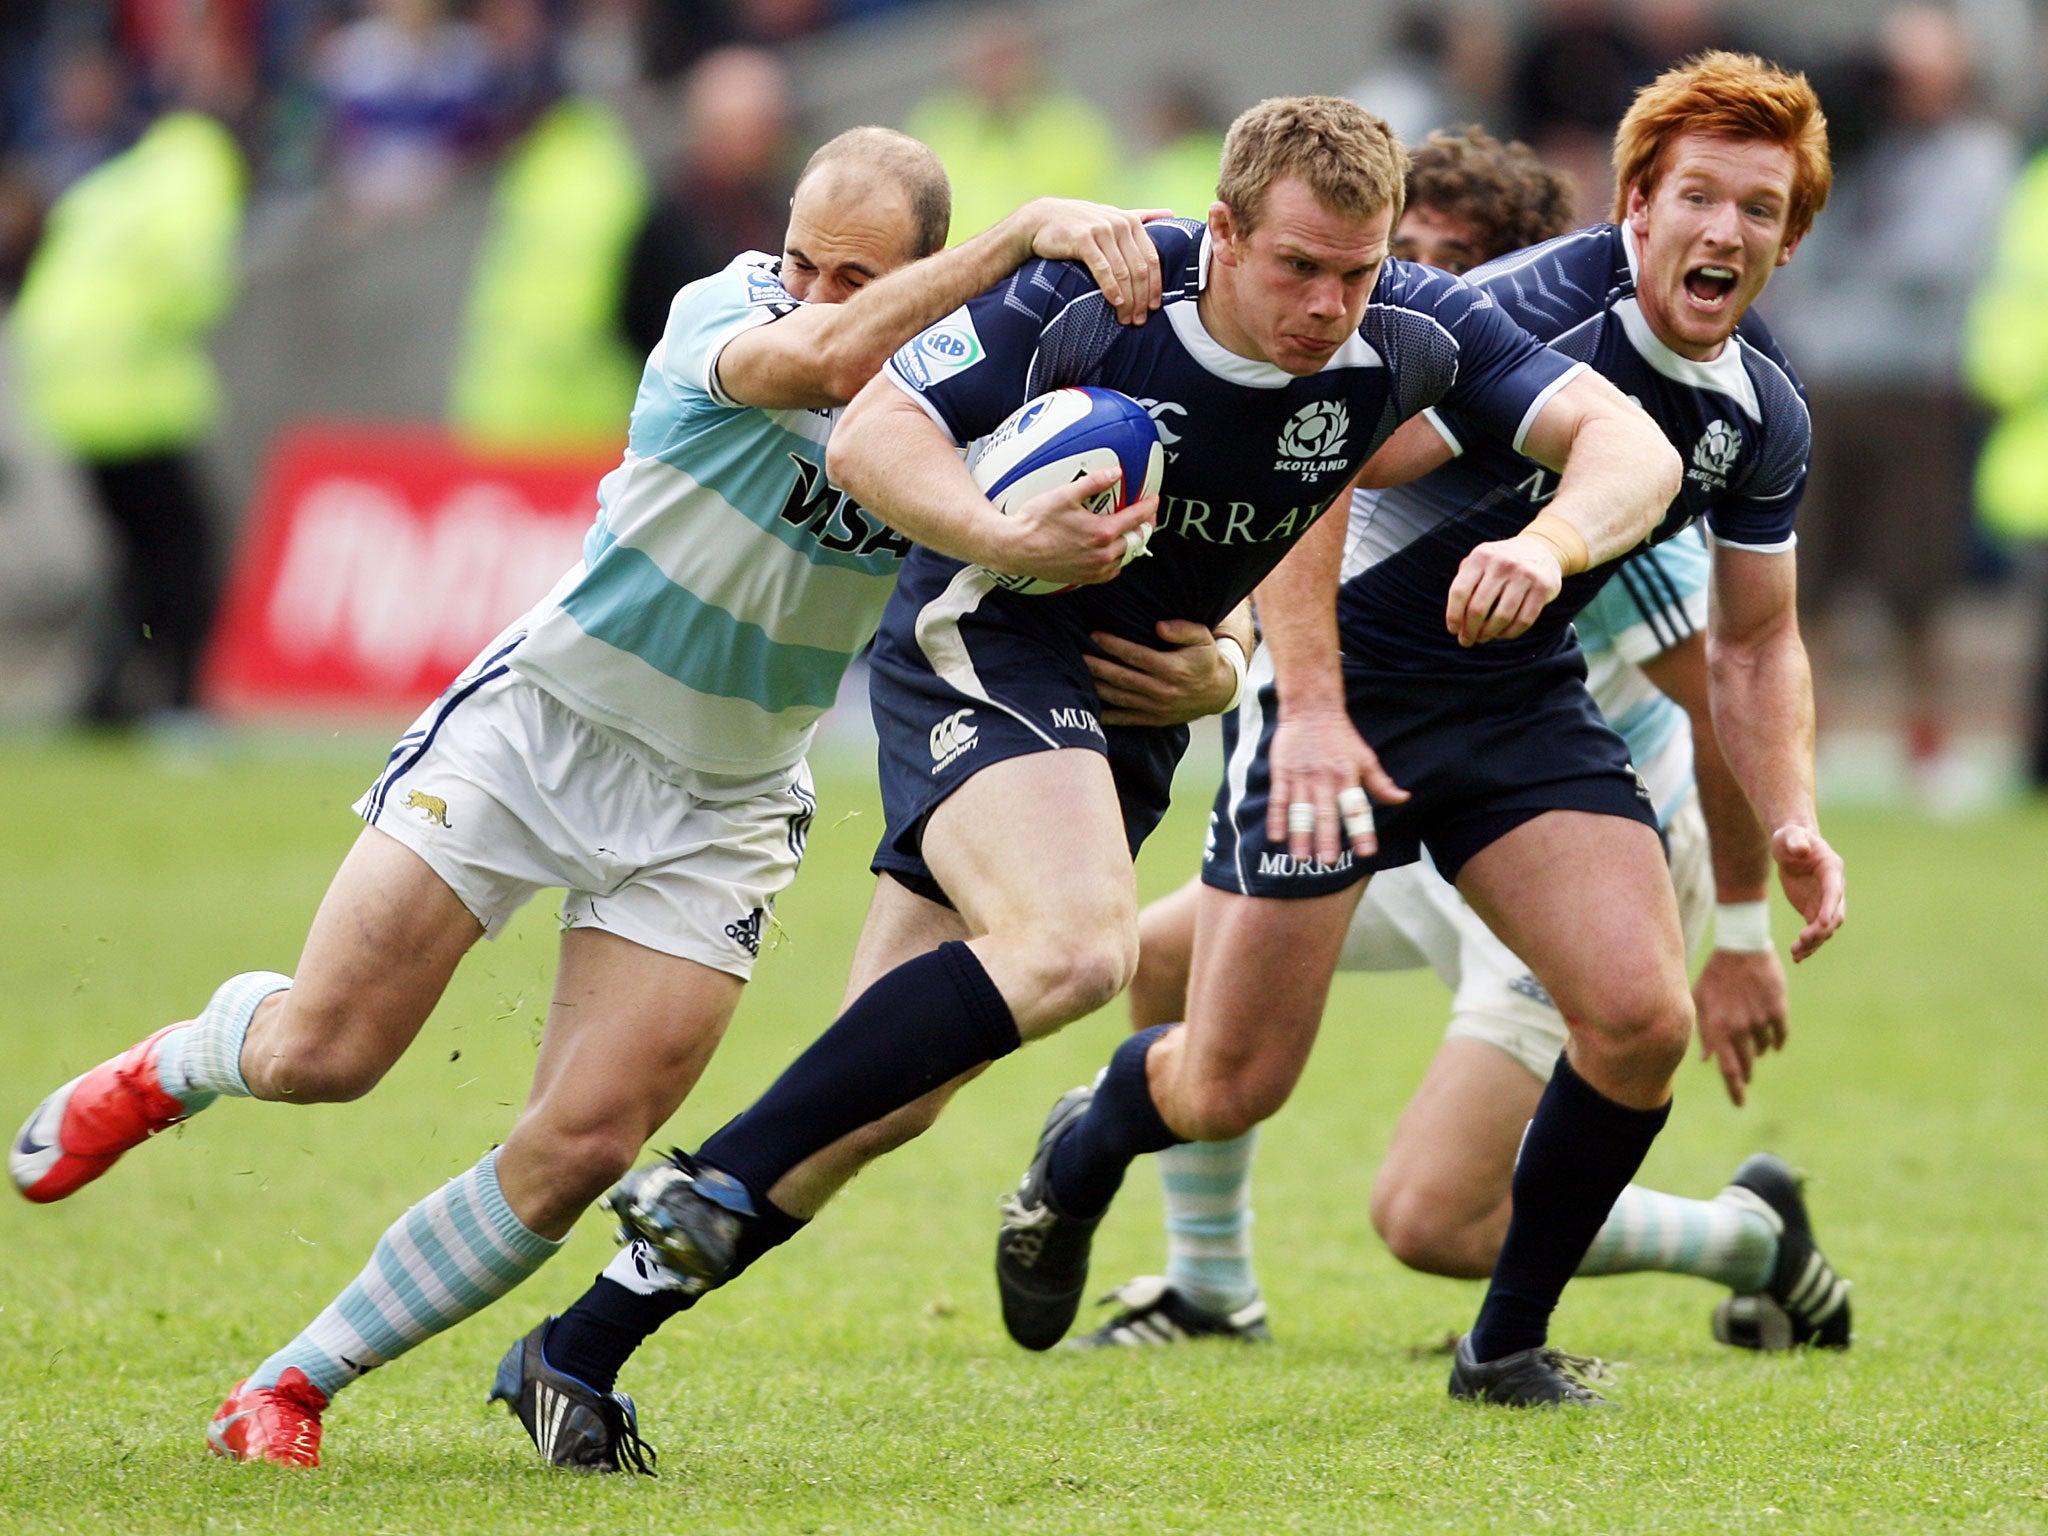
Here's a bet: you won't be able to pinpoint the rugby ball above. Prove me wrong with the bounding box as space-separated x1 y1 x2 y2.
967 386 1164 594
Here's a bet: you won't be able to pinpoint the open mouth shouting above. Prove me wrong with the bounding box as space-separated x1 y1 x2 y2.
1683 264 1739 311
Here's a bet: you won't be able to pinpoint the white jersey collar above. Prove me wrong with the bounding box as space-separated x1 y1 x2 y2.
1175 228 1381 388
1618 223 1761 422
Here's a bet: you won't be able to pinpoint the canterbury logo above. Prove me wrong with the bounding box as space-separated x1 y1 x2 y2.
405 790 450 828
929 708 978 772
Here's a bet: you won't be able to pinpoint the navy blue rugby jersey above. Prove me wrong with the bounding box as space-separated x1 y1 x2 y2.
1340 220 1811 671
878 218 1582 644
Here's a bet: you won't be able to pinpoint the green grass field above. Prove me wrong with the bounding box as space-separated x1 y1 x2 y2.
1 733 2044 1534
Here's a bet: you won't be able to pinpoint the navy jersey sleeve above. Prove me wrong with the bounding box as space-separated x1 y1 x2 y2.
1381 262 1585 458
1701 320 1810 554
878 257 1104 444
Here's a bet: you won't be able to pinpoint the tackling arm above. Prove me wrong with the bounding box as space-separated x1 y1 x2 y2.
1707 543 1846 961
718 200 1166 410
825 377 1154 589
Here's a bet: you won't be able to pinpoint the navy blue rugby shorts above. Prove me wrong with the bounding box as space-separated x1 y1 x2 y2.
867 558 1187 909
1202 642 1656 900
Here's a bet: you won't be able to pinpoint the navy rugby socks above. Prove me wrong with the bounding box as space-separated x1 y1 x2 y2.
1046 1024 1185 1219
1466 1053 1670 1362
545 1203 809 1394
696 941 1020 1207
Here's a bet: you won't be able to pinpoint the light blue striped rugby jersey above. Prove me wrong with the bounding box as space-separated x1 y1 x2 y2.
1572 524 1709 825
1341 505 1708 825
509 252 913 776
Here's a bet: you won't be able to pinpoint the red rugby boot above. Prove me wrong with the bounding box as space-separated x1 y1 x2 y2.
207 1370 329 1468
10 1024 194 1202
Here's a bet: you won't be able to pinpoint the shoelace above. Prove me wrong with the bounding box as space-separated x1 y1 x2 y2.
1537 1349 1614 1400
999 1194 1056 1264
602 1399 659 1476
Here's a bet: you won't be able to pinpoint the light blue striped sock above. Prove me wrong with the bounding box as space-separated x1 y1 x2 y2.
1576 1183 1777 1291
1159 1129 1260 1316
249 1150 561 1400
153 971 292 1111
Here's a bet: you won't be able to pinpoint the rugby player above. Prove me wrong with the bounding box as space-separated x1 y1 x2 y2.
1079 127 1843 1356
565 94 1678 1441
6 128 1228 1468
997 55 1846 1406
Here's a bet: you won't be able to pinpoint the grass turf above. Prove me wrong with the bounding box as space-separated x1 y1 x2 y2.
1 733 2044 1534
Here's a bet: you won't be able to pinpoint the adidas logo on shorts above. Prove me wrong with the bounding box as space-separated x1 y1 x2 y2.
725 909 765 956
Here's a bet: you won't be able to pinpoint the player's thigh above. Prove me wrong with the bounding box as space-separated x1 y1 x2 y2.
1373 1038 1542 1278
1154 881 1365 1138
924 749 1136 933
1129 877 1204 1030
843 874 971 1007
1454 809 1689 1035
522 927 744 1138
1664 791 1714 965
923 749 1141 1033
276 825 484 1082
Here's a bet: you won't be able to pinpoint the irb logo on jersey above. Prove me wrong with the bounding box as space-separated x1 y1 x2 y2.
893 309 985 389
1276 399 1350 475
929 708 978 772
744 265 800 317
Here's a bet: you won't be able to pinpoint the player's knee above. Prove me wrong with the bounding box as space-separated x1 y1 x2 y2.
1028 922 1141 1028
1169 1074 1282 1143
1371 1179 1477 1278
251 999 391 1102
510 1117 643 1210
1576 982 1692 1080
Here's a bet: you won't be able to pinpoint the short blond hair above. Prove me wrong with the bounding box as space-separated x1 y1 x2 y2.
1217 95 1408 236
1611 52 1831 244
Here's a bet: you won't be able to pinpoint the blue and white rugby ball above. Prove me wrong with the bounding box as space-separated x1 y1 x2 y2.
967 386 1164 594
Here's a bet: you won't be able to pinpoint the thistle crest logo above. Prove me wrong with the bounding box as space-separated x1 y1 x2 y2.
1278 399 1349 462
1693 419 1743 480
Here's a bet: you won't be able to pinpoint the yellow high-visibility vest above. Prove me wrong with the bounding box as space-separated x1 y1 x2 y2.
11 111 245 460
448 96 649 457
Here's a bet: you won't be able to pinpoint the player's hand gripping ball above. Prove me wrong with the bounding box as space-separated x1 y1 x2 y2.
968 386 1165 594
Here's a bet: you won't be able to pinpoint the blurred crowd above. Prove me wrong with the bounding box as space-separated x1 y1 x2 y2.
1 0 2045 797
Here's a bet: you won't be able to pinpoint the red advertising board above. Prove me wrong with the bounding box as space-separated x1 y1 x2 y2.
205 423 613 715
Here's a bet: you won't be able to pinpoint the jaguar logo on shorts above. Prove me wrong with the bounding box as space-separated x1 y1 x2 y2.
726 908 765 957
929 708 978 773
405 790 451 828
1275 399 1350 475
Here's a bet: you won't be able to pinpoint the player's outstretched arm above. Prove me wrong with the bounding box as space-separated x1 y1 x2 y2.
1641 631 1790 1105
717 200 1167 411
1445 372 1680 647
1706 543 1846 963
1255 500 1407 865
827 377 1153 587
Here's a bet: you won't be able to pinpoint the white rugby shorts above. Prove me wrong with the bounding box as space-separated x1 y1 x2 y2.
355 646 815 980
1336 789 1712 1079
